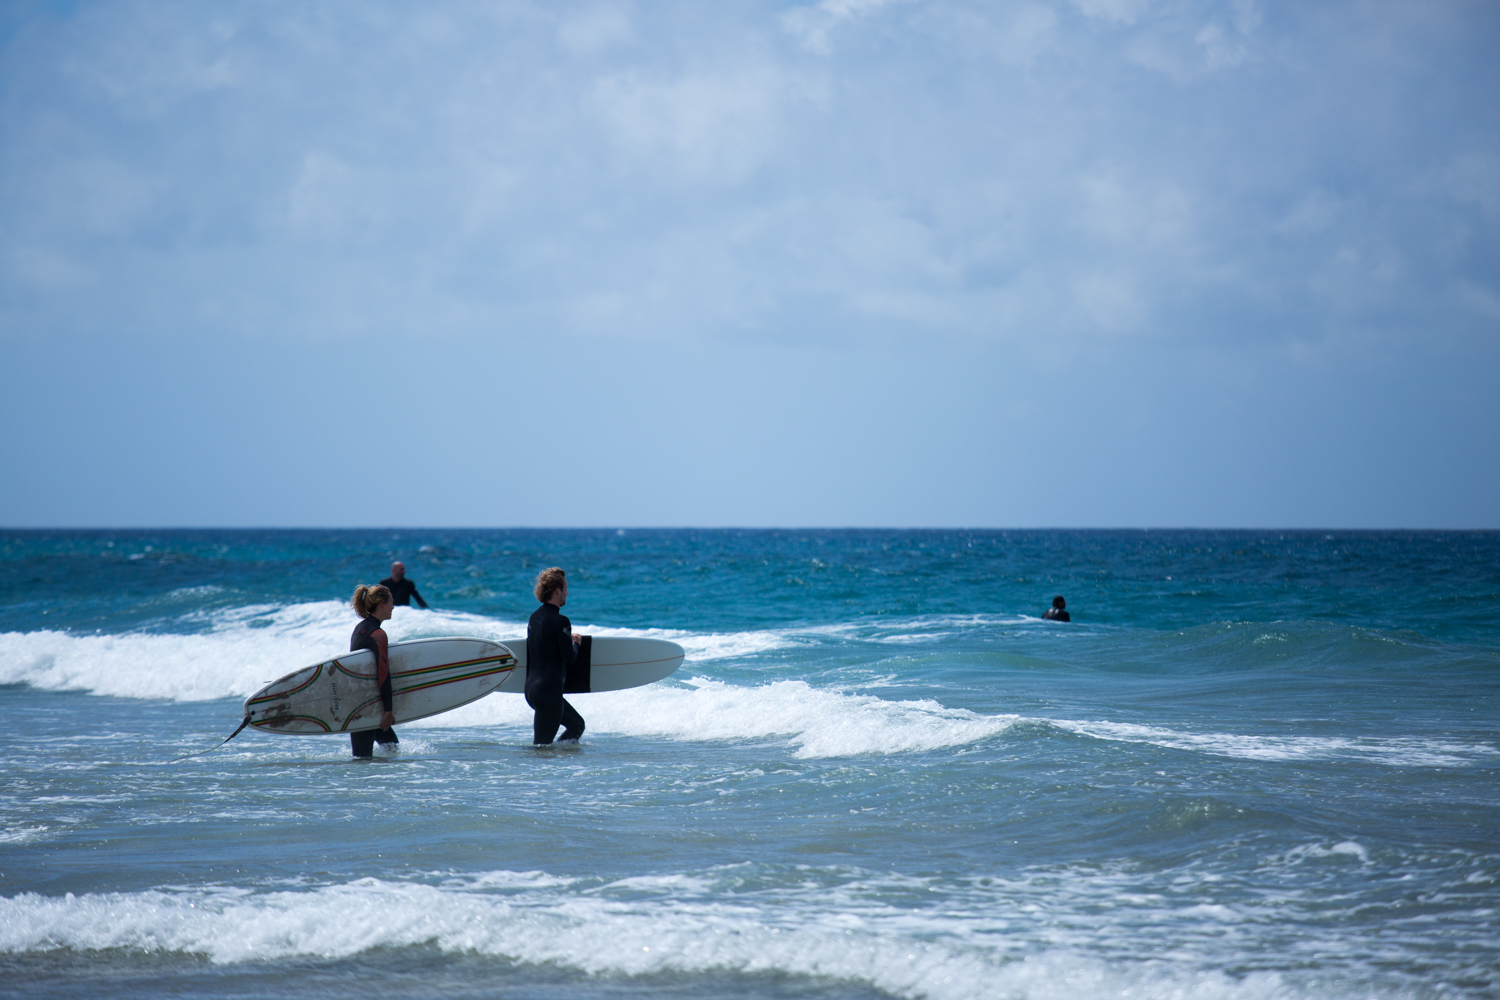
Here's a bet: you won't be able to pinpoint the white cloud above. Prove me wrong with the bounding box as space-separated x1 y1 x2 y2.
1077 173 1197 253
59 4 242 119
286 153 360 239
1 1 1497 526
1070 0 1155 26
1066 0 1266 78
1194 22 1247 68
1457 280 1500 322
0 0 1493 354
557 3 636 56
593 65 804 184
994 4 1060 65
5 246 93 291
1441 152 1500 216
1274 190 1340 237
782 0 916 54
1071 270 1146 333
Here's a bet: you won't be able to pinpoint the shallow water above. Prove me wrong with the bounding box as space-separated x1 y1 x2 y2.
2 529 1497 999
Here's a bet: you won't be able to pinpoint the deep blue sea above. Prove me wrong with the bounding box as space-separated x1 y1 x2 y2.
1 529 1497 1000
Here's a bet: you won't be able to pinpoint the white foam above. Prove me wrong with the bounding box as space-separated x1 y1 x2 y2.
1329 841 1369 862
0 603 1020 757
1052 719 1497 768
798 614 1036 643
1264 841 1372 867
0 825 49 845
0 603 801 702
0 874 1325 1000
0 603 517 702
561 614 1034 659
513 624 795 663
414 679 1020 758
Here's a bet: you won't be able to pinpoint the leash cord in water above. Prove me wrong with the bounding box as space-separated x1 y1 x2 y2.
169 714 252 763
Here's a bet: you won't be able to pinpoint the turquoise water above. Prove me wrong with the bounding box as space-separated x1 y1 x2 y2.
1 529 1497 999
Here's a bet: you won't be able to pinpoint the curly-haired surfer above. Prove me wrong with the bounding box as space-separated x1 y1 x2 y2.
526 567 587 745
349 584 400 757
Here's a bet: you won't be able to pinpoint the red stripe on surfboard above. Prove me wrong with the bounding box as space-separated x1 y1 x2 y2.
339 664 514 729
246 663 325 706
251 714 332 732
333 653 514 681
396 664 514 695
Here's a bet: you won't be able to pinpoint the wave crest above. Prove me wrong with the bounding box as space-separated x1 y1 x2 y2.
418 677 1019 758
0 875 1309 1000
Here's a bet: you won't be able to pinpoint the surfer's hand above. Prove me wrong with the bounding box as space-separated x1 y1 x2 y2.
380 710 395 731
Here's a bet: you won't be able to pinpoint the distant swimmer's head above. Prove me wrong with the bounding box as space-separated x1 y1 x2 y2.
390 561 406 580
1052 596 1066 609
534 567 568 605
352 584 394 618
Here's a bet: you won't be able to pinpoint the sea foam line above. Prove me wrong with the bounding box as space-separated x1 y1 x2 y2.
1052 719 1499 768
0 602 792 703
414 678 1020 759
0 875 1313 1000
0 601 1017 758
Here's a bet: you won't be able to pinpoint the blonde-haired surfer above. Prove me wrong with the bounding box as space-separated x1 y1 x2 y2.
349 583 399 757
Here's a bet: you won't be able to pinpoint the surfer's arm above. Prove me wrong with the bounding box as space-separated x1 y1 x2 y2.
556 619 578 666
374 629 396 729
411 585 428 610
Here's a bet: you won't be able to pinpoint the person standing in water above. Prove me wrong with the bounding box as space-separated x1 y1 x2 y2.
349 584 400 757
380 561 429 609
526 567 587 745
1043 595 1071 622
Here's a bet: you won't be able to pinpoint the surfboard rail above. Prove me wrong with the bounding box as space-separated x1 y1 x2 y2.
245 637 517 735
494 635 684 693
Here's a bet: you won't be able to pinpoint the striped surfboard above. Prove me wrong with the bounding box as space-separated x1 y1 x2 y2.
244 637 516 735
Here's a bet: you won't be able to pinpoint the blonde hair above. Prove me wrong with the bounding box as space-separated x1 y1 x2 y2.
351 584 393 618
534 567 567 602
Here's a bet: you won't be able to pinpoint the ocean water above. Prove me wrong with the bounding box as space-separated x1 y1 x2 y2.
1 528 1497 1000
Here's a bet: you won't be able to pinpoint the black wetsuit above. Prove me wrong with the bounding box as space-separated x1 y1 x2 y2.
349 616 399 757
525 602 585 745
380 576 428 608
1042 608 1071 622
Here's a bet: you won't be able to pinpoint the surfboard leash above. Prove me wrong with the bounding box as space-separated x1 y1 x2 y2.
168 713 253 763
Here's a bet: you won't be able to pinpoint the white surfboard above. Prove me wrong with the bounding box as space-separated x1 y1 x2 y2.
495 636 683 693
244 637 517 736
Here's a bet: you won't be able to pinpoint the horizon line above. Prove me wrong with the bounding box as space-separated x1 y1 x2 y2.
2 525 1496 533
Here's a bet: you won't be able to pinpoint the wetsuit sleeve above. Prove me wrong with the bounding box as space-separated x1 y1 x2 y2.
556 615 577 668
411 585 428 609
374 628 393 711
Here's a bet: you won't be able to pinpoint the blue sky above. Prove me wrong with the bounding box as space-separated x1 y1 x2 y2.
2 0 1497 527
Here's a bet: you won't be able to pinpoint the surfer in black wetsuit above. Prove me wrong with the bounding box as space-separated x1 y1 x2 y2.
380 561 429 609
525 567 587 745
349 583 400 757
1043 596 1071 622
